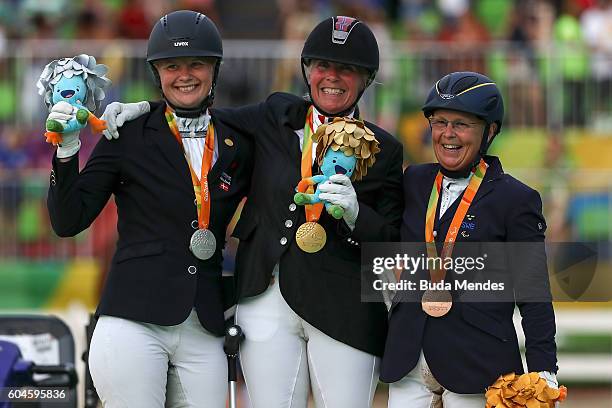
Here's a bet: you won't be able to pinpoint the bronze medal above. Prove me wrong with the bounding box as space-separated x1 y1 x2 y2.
421 289 452 317
190 228 217 260
295 222 327 253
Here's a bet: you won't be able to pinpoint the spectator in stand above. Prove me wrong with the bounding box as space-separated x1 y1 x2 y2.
436 0 491 73
117 0 151 39
580 0 612 119
553 0 590 126
505 0 546 127
75 9 116 40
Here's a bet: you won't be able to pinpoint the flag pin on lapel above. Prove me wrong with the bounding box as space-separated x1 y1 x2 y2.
220 172 232 191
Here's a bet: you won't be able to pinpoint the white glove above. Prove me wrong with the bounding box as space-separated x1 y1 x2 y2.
318 174 359 230
102 101 150 140
56 131 81 158
539 371 558 388
47 102 81 158
48 100 74 126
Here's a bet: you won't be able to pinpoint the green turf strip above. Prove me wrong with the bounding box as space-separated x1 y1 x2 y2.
556 334 612 354
0 261 65 309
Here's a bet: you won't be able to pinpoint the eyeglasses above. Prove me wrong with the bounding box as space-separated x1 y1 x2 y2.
428 117 482 133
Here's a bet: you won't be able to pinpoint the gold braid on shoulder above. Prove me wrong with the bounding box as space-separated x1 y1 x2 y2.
312 117 381 182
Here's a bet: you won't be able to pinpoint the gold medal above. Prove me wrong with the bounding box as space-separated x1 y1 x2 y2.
295 222 327 253
421 289 452 317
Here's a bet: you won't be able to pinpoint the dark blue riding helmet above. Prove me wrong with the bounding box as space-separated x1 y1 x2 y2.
423 71 504 139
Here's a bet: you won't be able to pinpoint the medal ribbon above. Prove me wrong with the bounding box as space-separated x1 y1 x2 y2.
165 105 215 230
301 106 324 222
424 159 488 283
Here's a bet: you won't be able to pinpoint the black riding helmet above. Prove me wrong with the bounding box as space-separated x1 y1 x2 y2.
423 71 504 176
301 16 379 117
147 10 223 117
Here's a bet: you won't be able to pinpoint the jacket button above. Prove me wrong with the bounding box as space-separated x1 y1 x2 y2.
289 203 297 212
280 237 287 245
285 220 293 228
188 265 197 275
433 230 437 238
191 220 198 229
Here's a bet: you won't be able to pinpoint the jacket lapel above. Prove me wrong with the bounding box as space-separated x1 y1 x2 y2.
436 156 504 239
208 119 237 184
281 99 310 165
145 104 193 192
471 155 504 206
284 125 302 165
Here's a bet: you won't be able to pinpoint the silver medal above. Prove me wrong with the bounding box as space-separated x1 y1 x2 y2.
189 228 217 260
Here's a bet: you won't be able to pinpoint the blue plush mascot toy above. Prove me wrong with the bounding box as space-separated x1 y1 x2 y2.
294 117 380 218
37 54 111 145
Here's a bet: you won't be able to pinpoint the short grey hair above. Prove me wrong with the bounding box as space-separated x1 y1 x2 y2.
36 54 112 112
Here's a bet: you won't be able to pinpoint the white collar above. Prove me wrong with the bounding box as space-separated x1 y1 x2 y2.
173 110 211 138
312 106 355 132
442 174 472 191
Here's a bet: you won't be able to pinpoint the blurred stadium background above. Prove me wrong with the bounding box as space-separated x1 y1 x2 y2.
0 0 610 406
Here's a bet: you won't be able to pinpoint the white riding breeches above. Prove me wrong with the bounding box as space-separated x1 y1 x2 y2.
388 352 485 408
89 310 227 408
236 266 380 408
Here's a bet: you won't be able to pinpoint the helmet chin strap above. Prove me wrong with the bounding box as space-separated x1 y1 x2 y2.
165 96 211 118
439 124 491 179
439 165 474 179
310 91 364 118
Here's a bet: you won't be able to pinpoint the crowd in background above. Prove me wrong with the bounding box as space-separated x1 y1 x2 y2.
0 0 610 258
0 5 608 403
0 0 610 165
0 0 609 43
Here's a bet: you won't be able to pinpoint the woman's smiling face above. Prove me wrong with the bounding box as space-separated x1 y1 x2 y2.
307 59 367 114
429 109 493 171
154 57 216 109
